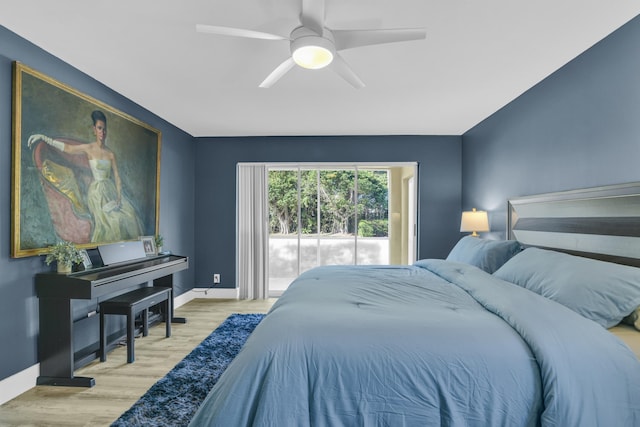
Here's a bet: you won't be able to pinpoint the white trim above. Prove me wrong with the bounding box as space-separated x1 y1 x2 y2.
173 289 196 308
0 363 39 405
184 287 240 299
264 161 418 169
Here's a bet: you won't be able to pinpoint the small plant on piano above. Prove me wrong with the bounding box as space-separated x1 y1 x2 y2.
155 234 164 253
45 241 84 274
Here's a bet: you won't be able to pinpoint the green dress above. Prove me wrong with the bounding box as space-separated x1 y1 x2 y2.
87 159 142 242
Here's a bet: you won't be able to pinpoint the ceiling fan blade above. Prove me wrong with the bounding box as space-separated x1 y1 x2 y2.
300 0 325 35
196 24 288 41
333 28 426 51
259 58 296 88
331 54 365 89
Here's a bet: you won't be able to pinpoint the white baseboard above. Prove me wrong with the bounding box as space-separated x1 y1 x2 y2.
0 290 238 405
174 289 195 308
169 288 240 310
185 287 240 300
0 363 39 405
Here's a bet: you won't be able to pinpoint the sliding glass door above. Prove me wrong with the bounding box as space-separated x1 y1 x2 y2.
267 163 417 296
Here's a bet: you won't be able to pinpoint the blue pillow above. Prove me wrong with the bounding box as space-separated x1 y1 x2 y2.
445 236 522 274
493 247 640 328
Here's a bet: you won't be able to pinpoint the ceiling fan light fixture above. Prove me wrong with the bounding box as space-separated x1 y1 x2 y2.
290 30 335 69
292 45 333 69
198 13 426 88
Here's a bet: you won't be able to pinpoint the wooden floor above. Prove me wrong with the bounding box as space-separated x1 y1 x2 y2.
0 298 275 427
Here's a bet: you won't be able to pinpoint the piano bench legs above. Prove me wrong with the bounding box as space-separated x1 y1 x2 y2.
99 287 172 363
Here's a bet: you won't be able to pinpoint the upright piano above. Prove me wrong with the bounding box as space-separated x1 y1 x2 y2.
35 254 189 387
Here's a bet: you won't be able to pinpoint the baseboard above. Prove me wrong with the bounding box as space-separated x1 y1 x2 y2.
174 289 195 308
185 287 240 300
174 287 240 308
0 363 39 405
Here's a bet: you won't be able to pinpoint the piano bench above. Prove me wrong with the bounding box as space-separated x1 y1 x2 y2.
99 286 172 363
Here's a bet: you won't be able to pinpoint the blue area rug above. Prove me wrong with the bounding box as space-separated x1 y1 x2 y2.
111 313 265 427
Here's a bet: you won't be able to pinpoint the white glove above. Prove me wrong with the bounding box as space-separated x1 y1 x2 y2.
27 134 65 151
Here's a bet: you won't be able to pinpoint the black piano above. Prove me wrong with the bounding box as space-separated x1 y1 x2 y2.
35 254 189 387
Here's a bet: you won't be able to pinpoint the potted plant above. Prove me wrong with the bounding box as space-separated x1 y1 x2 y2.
45 241 84 273
155 234 164 253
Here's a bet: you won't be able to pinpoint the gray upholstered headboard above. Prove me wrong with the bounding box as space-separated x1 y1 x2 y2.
508 182 640 268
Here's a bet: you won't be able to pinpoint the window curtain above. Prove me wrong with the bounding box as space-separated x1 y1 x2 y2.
236 164 269 299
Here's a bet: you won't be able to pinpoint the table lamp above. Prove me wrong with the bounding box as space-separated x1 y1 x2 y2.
460 208 489 237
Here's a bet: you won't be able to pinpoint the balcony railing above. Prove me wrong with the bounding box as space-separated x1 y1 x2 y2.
268 235 389 294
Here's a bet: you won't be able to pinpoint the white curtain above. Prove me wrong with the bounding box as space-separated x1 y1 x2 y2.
236 164 269 299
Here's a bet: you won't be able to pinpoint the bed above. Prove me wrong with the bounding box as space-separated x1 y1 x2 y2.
190 183 640 426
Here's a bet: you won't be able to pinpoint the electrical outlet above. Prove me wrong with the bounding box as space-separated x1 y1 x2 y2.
213 274 220 284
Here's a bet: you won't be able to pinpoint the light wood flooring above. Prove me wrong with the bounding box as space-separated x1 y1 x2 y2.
0 298 276 427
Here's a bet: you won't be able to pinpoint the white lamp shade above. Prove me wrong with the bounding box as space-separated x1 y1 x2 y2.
460 208 489 236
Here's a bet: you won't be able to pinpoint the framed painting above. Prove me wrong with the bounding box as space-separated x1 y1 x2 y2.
11 62 161 258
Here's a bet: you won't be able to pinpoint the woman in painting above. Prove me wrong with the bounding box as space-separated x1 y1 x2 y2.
28 110 143 243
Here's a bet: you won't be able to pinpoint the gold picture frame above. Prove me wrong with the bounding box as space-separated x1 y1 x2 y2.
11 62 161 258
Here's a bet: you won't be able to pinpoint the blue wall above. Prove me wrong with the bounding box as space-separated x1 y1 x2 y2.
194 136 462 288
462 15 640 237
0 26 196 382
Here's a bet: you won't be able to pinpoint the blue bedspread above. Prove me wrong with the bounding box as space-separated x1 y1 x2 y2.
189 261 640 426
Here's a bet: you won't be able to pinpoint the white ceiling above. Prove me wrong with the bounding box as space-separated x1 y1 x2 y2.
1 1 638 137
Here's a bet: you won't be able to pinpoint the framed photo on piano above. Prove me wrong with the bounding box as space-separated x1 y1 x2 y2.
140 236 157 256
79 250 92 269
11 62 161 258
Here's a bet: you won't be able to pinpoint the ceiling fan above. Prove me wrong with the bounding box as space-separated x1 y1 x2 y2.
196 0 426 88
